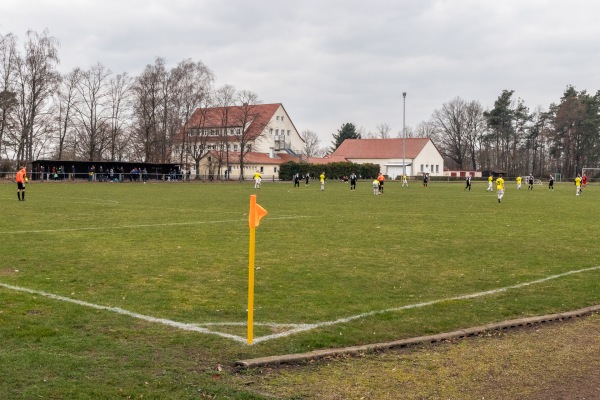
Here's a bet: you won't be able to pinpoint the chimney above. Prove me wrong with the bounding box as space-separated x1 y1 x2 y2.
269 147 275 158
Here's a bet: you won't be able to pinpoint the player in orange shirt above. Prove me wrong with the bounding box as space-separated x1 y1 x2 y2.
377 173 385 194
16 165 27 201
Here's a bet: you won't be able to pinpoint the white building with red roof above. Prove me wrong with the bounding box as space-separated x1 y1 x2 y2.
173 103 307 179
329 138 444 179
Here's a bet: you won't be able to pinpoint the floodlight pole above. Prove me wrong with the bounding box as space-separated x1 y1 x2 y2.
402 92 407 176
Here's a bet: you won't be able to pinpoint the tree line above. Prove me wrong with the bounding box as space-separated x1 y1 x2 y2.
0 30 263 174
3 30 599 179
423 88 600 178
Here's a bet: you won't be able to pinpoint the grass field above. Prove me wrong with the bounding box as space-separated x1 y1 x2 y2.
0 178 598 398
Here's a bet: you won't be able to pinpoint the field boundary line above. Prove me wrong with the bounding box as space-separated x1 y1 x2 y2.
0 282 247 343
250 265 600 343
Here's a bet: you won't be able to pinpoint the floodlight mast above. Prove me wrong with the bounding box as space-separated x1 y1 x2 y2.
402 92 407 176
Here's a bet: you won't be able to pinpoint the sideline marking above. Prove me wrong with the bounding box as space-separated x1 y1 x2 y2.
0 282 247 343
1 266 598 344
0 216 309 235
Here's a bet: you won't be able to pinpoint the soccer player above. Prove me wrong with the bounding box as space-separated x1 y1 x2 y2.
465 175 472 191
293 173 300 188
575 174 582 196
350 172 357 191
528 174 534 190
496 174 505 203
582 174 588 189
319 172 325 191
377 173 385 193
423 173 429 188
516 175 522 189
548 175 554 191
253 170 262 189
402 174 408 188
372 179 380 195
305 172 309 186
16 165 27 201
487 174 493 191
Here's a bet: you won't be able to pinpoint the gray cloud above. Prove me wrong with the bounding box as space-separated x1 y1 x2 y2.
2 0 600 143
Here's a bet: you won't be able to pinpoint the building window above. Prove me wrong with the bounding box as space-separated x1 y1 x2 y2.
234 144 238 151
420 164 424 172
260 166 264 173
436 165 439 173
274 167 277 173
270 128 273 135
275 129 279 135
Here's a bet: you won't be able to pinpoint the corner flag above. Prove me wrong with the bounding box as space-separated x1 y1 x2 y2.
247 194 267 344
248 195 268 228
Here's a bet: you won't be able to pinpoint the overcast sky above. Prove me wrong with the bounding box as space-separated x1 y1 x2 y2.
2 0 600 146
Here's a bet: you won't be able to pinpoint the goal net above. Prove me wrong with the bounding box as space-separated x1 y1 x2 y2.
581 168 600 183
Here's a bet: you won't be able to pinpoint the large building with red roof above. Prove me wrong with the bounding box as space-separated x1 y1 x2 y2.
329 138 444 179
173 103 306 179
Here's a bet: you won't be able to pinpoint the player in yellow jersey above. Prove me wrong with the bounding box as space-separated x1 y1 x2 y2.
319 172 325 191
496 174 505 203
487 175 493 191
253 170 262 189
575 174 582 196
401 174 408 188
372 179 380 195
516 175 522 189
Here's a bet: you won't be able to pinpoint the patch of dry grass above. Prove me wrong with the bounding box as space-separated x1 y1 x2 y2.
232 313 600 399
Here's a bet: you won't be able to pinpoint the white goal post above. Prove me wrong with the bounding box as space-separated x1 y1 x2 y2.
582 167 600 183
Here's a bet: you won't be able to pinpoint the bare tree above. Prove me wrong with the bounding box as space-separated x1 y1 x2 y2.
170 59 214 166
54 68 81 160
414 121 436 138
184 96 213 179
0 33 18 160
106 72 132 161
300 129 322 158
13 29 60 165
213 84 236 178
72 62 111 161
132 59 163 162
375 122 391 138
234 90 262 180
431 97 471 169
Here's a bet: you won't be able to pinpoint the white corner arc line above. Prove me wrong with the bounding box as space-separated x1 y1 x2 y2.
1 266 598 345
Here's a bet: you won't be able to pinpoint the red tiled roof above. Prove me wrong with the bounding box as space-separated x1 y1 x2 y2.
331 138 431 160
184 103 282 140
214 151 331 165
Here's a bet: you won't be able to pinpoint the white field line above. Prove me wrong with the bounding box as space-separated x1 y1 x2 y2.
0 216 310 235
1 265 598 345
0 282 247 343
250 265 600 344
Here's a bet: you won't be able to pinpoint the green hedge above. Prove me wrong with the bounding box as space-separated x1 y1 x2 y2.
279 161 380 180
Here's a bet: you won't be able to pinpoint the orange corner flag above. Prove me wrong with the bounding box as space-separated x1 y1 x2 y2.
248 195 268 228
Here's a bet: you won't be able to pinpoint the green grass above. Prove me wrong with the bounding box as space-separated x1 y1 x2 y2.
0 179 598 398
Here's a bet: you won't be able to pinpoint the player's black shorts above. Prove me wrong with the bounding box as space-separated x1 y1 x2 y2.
17 182 25 190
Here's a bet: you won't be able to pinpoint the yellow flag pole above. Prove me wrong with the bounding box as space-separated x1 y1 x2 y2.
248 226 256 344
247 195 257 344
